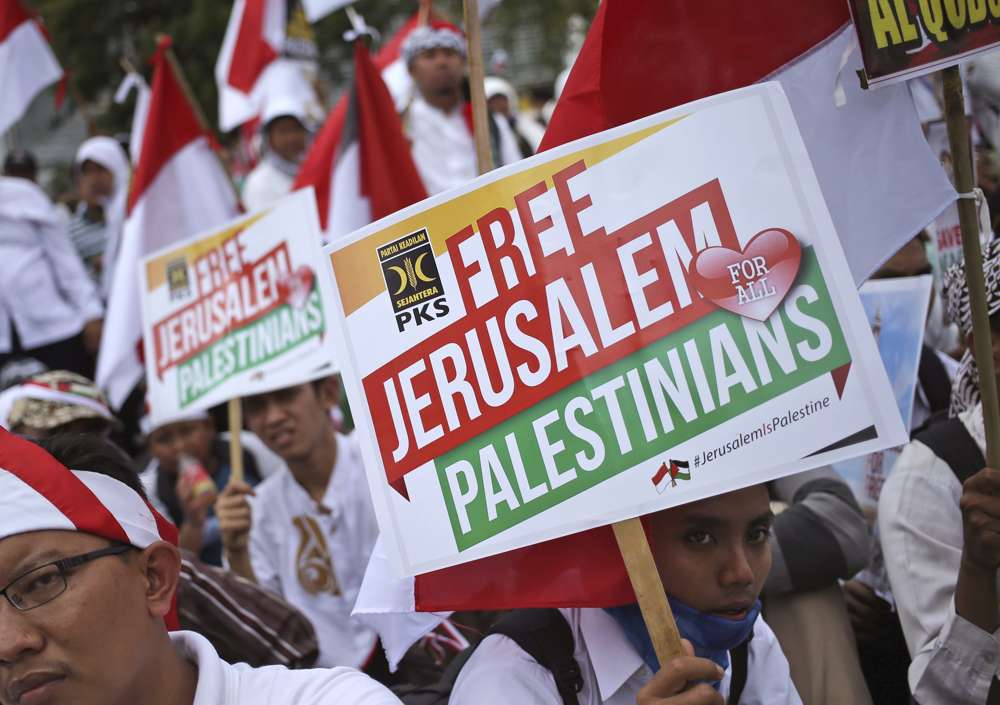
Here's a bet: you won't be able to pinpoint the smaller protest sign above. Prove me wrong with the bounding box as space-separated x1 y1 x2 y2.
833 275 933 515
848 0 1000 87
139 189 338 422
925 121 965 276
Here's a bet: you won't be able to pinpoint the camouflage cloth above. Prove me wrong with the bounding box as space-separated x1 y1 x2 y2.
5 370 117 431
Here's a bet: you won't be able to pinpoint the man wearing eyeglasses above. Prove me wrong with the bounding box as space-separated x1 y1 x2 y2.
0 430 402 705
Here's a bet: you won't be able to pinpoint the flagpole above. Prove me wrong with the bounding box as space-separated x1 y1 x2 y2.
418 0 432 26
157 34 247 483
942 66 1000 466
462 0 494 175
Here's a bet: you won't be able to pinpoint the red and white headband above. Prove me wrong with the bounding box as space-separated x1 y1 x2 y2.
0 428 179 628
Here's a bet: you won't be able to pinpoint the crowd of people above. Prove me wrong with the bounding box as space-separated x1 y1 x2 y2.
1 16 1000 705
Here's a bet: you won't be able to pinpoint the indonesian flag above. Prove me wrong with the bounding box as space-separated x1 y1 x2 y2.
0 0 62 135
215 0 285 132
97 38 238 410
354 0 957 667
652 460 691 494
292 40 426 240
300 0 353 23
540 0 955 284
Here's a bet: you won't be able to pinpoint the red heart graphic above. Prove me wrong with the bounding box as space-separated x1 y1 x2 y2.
689 228 801 322
278 266 316 309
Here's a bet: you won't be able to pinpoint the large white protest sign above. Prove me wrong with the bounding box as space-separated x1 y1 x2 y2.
140 189 337 420
323 82 907 577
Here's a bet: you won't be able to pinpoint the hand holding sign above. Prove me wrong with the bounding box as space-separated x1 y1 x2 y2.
690 228 801 322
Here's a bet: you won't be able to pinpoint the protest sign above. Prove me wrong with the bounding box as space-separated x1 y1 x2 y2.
140 188 338 422
925 120 965 277
833 275 933 515
323 82 907 577
848 0 1000 87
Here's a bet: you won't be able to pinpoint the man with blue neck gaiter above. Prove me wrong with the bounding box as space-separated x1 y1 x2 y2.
450 484 802 705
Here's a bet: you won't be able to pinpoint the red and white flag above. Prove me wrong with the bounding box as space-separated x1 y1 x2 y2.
293 40 425 241
300 0 353 23
0 0 62 135
540 0 956 284
97 38 238 409
354 0 957 666
215 0 285 132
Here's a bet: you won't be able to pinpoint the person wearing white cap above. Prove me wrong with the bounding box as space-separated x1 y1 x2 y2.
69 136 130 296
242 97 310 212
401 24 521 195
215 376 382 673
0 430 403 705
485 75 542 157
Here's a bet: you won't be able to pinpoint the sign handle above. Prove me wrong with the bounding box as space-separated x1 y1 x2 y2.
228 397 245 485
942 66 1000 467
612 517 685 664
418 0 432 27
462 0 495 176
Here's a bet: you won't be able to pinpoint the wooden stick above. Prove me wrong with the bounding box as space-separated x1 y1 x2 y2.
418 0 432 27
228 398 245 485
612 517 685 663
942 66 1000 467
462 0 494 175
119 56 139 76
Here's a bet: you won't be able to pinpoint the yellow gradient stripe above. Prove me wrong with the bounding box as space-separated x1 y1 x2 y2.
144 210 270 292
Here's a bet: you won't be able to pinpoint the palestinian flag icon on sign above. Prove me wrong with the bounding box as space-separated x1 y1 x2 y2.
652 460 691 493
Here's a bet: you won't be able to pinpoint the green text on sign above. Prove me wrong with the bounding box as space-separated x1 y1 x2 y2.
435 249 849 550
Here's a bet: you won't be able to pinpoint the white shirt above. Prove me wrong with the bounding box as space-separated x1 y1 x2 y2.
879 404 1000 705
245 433 380 668
0 177 103 351
242 159 295 212
450 608 802 705
170 630 401 705
405 95 522 196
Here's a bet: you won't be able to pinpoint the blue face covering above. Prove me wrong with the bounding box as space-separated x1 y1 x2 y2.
604 596 760 678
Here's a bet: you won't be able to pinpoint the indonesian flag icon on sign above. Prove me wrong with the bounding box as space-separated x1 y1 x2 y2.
652 460 691 493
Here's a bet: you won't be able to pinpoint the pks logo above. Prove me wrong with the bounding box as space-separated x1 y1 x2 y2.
378 228 450 332
166 258 191 301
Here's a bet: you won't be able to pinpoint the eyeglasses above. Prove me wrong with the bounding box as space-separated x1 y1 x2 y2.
0 544 134 612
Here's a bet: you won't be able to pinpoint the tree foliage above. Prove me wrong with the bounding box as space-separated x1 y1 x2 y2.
30 0 596 138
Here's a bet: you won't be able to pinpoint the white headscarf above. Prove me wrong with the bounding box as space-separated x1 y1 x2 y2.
74 137 130 297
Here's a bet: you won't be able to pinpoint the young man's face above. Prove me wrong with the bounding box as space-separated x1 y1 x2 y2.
409 47 465 101
0 531 162 705
148 420 215 475
266 116 307 164
243 380 337 465
77 161 114 206
647 485 774 619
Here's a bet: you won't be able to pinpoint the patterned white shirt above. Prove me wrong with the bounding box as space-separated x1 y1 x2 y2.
245 433 379 668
